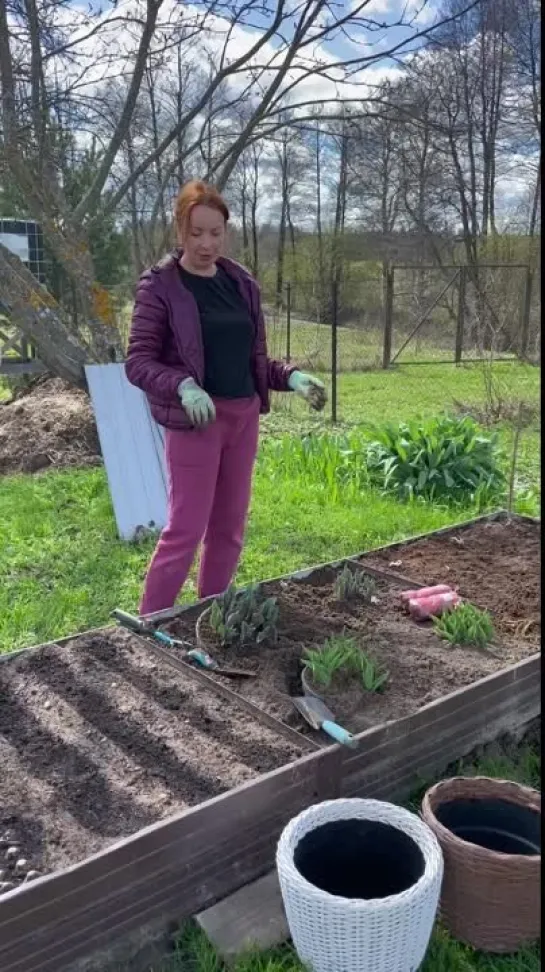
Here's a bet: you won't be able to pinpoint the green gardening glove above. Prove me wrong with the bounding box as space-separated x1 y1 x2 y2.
178 378 216 427
288 371 327 412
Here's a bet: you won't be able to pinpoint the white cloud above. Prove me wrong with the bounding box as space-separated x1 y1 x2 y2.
351 0 394 12
350 0 435 17
39 0 410 135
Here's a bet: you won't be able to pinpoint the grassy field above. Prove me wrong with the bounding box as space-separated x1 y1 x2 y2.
264 314 458 372
0 362 539 654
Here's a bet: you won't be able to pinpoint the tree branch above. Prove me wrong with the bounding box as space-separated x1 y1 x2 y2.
74 0 164 223
100 0 288 219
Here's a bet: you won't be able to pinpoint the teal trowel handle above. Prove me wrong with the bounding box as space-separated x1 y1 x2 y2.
152 629 175 645
321 720 357 749
146 628 216 668
112 609 217 670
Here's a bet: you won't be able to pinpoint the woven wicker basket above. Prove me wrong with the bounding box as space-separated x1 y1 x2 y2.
421 777 541 953
277 798 443 972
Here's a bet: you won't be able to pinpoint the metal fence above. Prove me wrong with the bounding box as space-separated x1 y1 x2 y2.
263 262 540 425
3 256 540 427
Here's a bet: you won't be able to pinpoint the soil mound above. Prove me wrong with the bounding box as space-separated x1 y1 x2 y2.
0 377 101 475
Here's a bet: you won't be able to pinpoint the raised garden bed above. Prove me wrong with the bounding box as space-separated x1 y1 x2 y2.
165 520 539 736
0 512 540 972
359 514 540 644
0 629 304 894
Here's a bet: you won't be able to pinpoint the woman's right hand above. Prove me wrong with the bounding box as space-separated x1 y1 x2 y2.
178 378 216 427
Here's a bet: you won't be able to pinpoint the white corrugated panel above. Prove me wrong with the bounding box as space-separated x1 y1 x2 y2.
85 363 168 540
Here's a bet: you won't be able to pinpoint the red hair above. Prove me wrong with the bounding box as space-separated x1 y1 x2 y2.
174 180 229 240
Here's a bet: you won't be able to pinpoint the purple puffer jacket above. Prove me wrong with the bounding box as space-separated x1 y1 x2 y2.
125 249 297 430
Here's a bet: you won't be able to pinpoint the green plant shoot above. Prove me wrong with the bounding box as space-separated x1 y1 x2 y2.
334 565 377 602
209 585 279 647
433 602 495 649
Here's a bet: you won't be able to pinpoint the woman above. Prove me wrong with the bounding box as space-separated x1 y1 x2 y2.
126 180 327 615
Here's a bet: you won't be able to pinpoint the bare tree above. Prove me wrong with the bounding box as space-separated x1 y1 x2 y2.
266 122 309 304
0 0 481 386
231 120 264 276
505 0 541 354
348 98 403 335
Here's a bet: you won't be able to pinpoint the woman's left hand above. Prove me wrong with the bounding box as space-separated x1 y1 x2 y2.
288 371 328 412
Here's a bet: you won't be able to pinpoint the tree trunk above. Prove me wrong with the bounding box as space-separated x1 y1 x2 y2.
176 46 186 186
275 138 288 310
315 125 325 322
250 149 260 278
0 243 90 387
127 128 144 274
146 63 168 235
331 130 348 295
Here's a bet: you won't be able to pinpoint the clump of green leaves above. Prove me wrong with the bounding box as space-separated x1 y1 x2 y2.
434 602 495 649
302 634 388 694
261 432 368 504
334 565 377 602
302 635 355 689
355 652 390 693
365 414 504 505
209 585 279 647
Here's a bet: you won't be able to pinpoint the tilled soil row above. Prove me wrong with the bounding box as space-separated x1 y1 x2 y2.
0 628 303 893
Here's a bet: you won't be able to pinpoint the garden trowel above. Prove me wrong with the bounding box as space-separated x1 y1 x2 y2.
112 610 255 679
291 693 357 749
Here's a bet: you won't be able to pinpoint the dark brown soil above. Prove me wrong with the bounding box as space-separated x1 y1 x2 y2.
0 628 302 894
168 555 539 738
0 377 100 475
359 516 540 644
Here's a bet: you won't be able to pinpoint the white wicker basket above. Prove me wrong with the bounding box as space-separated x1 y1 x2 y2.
276 798 444 972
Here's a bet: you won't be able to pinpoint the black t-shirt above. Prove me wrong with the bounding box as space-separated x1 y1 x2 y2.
178 264 255 399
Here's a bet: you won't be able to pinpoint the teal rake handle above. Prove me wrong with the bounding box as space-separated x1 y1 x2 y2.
111 610 216 670
321 720 357 749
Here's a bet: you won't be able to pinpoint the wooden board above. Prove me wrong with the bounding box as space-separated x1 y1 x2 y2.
0 359 44 375
196 871 288 961
0 748 340 972
85 363 167 540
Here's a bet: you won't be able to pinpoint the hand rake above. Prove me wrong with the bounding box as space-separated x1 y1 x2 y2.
112 610 255 679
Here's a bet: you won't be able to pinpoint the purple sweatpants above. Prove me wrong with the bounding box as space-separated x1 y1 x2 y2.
140 395 260 615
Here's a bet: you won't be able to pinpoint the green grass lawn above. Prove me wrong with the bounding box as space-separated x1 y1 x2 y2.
159 925 540 972
0 362 539 654
264 314 462 372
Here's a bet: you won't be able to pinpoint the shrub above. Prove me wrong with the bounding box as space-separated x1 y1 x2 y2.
209 585 279 647
365 414 504 504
